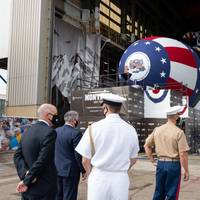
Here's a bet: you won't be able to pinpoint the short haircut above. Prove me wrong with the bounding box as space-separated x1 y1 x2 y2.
104 104 121 113
37 103 57 118
167 113 179 119
64 111 79 122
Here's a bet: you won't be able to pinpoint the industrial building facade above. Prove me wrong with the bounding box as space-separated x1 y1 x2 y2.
5 0 200 117
1 0 200 152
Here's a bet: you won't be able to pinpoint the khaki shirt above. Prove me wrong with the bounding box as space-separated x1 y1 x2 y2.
145 121 190 158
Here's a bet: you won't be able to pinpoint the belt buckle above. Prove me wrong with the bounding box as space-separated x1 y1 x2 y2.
158 157 179 162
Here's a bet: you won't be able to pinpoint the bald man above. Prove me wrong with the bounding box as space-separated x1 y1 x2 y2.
14 104 59 200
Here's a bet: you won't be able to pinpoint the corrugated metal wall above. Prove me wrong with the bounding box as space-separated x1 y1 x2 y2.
7 0 52 108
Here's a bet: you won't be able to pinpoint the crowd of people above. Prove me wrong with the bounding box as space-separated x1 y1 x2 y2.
0 118 35 151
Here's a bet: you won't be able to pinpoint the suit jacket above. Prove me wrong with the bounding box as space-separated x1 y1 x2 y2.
13 121 57 196
55 124 85 177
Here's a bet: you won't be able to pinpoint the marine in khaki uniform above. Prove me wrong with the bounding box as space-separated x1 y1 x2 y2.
76 93 140 200
144 105 190 200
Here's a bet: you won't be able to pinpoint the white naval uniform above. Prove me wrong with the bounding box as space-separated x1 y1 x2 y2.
76 113 139 200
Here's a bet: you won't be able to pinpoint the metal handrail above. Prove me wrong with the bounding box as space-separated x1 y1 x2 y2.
75 72 187 94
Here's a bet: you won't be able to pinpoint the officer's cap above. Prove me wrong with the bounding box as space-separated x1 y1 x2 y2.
166 105 183 116
100 93 126 107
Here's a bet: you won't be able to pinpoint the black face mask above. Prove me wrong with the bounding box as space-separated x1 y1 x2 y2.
74 120 79 127
176 117 181 127
51 115 61 127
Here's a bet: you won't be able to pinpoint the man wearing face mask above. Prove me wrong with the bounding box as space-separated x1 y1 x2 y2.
14 103 59 200
55 111 86 200
76 93 139 200
144 105 190 200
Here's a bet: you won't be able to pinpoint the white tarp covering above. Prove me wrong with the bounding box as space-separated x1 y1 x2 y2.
52 18 100 99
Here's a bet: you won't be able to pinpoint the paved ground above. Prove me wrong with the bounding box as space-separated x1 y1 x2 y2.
0 155 200 200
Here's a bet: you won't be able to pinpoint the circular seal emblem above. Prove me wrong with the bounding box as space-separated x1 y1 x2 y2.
124 51 151 81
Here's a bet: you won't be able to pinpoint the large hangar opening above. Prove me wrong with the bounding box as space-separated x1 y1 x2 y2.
51 0 200 152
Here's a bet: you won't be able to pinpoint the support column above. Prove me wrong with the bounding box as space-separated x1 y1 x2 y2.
131 0 136 35
6 0 53 118
121 1 126 34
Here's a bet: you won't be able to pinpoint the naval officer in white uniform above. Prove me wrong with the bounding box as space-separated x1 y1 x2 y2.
76 93 140 200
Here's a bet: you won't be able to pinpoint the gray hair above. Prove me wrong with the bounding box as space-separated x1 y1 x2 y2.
37 104 57 118
64 111 79 122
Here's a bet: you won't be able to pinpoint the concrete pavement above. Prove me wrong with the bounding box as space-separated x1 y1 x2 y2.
0 155 199 200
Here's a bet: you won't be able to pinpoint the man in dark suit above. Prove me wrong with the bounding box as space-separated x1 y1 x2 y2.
55 110 86 200
14 103 59 200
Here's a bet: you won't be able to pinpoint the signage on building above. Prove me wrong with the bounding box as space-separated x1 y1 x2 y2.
71 86 144 122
